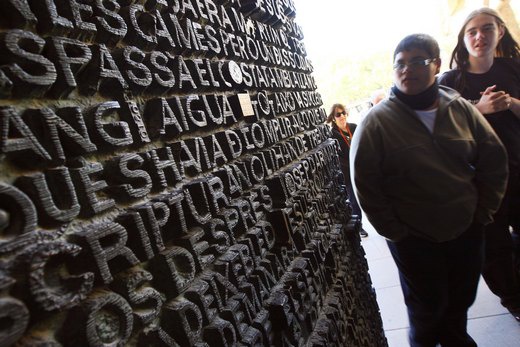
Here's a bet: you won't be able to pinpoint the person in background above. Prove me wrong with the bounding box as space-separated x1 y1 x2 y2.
369 89 386 107
439 7 520 322
360 90 387 121
350 33 508 346
327 104 368 238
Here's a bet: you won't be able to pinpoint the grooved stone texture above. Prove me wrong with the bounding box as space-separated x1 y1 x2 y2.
0 1 386 346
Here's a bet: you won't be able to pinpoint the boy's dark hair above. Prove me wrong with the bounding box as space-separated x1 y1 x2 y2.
393 34 440 60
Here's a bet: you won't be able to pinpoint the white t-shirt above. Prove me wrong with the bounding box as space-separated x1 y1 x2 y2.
415 108 437 133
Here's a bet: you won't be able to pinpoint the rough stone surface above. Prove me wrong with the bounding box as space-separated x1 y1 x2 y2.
0 1 387 346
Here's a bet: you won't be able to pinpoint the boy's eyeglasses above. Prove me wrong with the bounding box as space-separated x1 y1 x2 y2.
393 58 437 72
335 111 347 117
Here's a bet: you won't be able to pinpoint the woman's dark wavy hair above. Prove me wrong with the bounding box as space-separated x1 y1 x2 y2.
326 103 346 126
449 7 520 92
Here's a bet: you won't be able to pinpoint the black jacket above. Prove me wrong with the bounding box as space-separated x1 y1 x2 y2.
330 122 357 183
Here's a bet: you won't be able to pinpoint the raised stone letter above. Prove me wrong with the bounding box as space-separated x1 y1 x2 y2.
79 44 128 96
88 101 133 149
94 0 127 46
70 159 115 217
0 106 51 164
38 106 97 162
15 166 80 226
68 0 98 40
0 296 30 346
31 0 73 35
69 221 139 284
150 246 196 298
117 45 152 94
143 97 184 139
0 29 57 97
122 4 157 51
0 182 37 253
0 0 37 28
47 36 92 97
111 269 164 327
26 240 94 311
60 291 133 346
105 153 153 201
161 298 204 346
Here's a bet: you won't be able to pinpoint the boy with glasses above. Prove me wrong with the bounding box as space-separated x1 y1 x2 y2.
350 33 508 347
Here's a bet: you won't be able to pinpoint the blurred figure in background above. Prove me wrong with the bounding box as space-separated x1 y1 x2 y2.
327 103 368 238
369 89 387 107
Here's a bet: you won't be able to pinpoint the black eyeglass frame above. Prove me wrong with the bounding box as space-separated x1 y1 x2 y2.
335 111 347 118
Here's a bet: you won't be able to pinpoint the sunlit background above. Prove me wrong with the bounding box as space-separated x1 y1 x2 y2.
295 0 520 123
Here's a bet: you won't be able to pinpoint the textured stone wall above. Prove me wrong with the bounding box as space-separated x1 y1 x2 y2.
0 0 386 346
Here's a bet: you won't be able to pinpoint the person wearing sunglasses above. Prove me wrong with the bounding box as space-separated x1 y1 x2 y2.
439 7 520 323
326 104 368 238
350 33 508 347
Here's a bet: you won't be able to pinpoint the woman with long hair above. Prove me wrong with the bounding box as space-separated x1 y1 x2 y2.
439 7 520 322
327 103 368 237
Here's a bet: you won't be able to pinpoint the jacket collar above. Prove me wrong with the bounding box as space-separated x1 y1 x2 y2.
388 85 461 112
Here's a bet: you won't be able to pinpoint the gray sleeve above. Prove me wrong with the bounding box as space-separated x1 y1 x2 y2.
349 117 409 241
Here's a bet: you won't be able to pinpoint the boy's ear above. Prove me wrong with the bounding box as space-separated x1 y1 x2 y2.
435 58 441 74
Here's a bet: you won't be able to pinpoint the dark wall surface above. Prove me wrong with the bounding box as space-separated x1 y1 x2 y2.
0 0 386 346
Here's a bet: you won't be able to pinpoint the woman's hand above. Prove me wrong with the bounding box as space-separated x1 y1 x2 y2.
476 85 512 115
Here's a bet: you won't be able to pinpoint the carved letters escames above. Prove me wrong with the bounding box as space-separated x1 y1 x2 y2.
0 0 386 346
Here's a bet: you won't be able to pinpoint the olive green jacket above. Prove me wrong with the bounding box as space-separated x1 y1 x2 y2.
350 86 508 242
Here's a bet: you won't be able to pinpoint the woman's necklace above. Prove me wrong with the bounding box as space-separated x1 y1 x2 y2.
339 124 353 148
